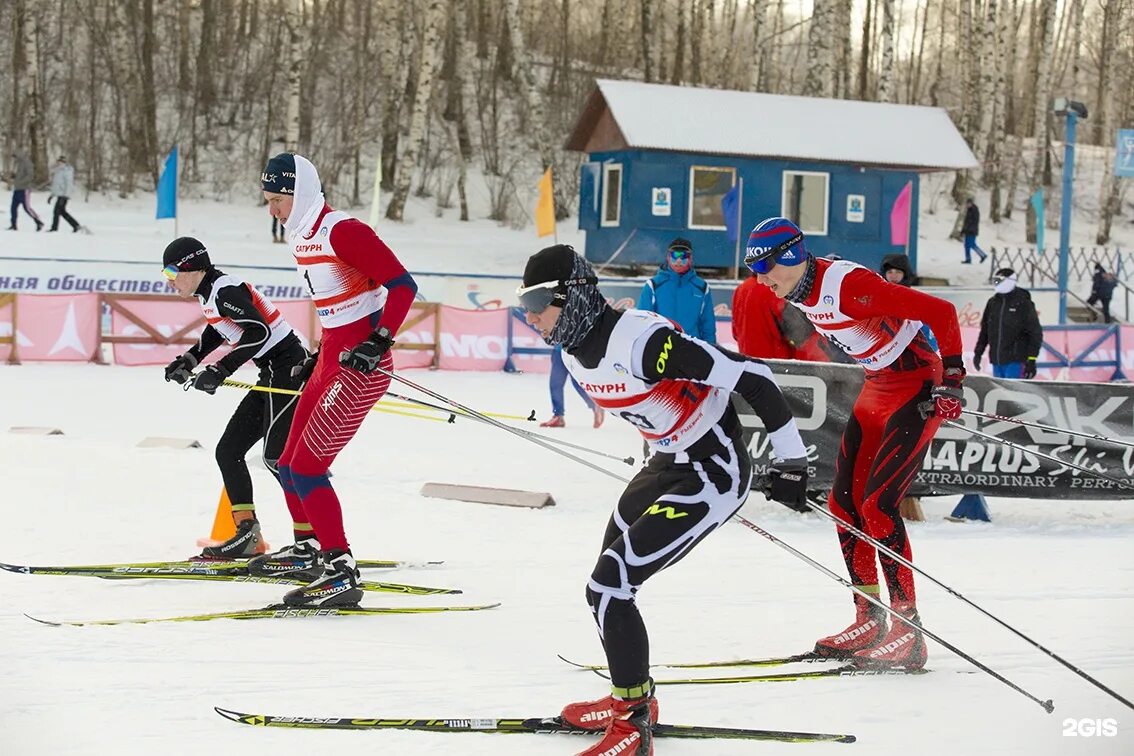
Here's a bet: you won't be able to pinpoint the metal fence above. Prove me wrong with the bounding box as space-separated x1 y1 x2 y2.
989 246 1131 322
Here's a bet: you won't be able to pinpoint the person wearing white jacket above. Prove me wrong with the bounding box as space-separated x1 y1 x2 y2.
48 156 82 232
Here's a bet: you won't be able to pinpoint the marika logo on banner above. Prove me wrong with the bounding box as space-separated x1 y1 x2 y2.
735 361 1134 500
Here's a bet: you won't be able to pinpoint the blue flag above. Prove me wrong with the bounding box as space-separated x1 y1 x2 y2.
721 184 740 243
1030 189 1044 254
156 145 178 220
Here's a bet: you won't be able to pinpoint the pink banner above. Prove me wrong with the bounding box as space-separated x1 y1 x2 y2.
4 294 100 361
0 297 13 363
111 298 207 366
961 325 1134 382
890 180 912 246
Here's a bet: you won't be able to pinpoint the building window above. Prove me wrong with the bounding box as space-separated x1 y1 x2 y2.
601 163 622 227
781 171 829 235
688 166 736 229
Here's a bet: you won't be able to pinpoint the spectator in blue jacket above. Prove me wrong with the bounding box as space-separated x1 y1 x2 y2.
637 237 717 342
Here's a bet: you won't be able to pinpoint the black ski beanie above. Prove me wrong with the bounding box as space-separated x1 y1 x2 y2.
261 152 297 195
523 245 606 351
162 237 212 271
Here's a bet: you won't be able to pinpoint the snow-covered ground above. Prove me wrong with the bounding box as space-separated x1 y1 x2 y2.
1 364 1132 755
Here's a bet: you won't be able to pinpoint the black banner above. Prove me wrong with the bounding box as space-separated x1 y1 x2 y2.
735 360 1134 499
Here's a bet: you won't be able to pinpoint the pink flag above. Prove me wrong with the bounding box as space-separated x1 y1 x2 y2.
889 180 913 246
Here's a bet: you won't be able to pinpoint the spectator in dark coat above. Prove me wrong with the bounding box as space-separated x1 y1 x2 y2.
973 268 1043 379
8 151 44 231
1087 262 1118 324
961 198 987 264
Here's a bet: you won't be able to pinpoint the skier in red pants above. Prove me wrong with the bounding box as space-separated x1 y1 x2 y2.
746 217 965 670
249 153 417 607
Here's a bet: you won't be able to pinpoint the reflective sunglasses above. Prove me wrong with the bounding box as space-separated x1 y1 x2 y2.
744 232 804 275
667 248 691 262
162 264 179 281
515 276 597 314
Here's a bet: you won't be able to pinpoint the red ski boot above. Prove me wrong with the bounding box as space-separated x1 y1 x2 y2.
853 605 927 670
561 688 659 731
813 592 887 659
570 694 656 756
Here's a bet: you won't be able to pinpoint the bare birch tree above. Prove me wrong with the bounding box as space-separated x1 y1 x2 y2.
803 0 834 97
876 0 896 102
386 0 447 221
284 0 302 153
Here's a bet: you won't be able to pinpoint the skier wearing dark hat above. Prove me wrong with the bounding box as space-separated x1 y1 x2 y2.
746 216 965 671
254 152 417 607
518 244 809 756
161 236 308 559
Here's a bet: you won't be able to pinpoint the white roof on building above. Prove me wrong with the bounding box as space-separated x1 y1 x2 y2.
592 78 978 170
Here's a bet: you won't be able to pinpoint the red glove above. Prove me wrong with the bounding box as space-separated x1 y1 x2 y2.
921 366 965 420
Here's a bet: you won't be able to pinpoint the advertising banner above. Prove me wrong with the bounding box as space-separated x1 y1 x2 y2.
1 294 100 361
735 360 1134 500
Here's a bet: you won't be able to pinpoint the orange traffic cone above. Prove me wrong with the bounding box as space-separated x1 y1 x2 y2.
194 489 269 553
196 488 236 547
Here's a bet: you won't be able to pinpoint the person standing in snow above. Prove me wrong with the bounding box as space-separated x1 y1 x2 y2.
7 150 44 231
637 237 717 343
747 217 965 672
973 268 1043 379
961 197 987 265
251 153 417 607
48 156 83 232
161 237 307 559
517 244 808 756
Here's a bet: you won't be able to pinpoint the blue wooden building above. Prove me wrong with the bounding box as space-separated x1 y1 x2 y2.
566 79 977 274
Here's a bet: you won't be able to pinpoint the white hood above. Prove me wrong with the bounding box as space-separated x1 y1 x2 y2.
285 155 326 239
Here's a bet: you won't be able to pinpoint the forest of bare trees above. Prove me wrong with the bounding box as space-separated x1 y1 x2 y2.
2 0 1132 242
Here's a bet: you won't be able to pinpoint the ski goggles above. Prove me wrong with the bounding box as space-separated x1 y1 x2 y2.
515 276 597 314
162 264 180 281
667 248 691 263
744 232 804 274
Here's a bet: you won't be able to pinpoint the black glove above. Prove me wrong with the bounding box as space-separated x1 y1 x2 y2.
164 353 198 384
1022 358 1037 379
761 458 810 508
191 364 231 395
339 327 394 374
291 350 318 382
972 353 982 372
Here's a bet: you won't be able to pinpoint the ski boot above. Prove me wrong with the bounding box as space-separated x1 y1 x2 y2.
852 604 927 671
247 537 320 580
540 415 566 428
561 684 659 731
199 518 264 560
813 591 887 659
282 549 363 607
569 690 656 756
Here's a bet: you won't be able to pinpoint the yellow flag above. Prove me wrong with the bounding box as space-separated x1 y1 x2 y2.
535 167 555 238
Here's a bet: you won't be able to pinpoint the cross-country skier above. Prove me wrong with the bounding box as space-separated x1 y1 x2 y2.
745 217 965 671
251 153 417 607
517 244 810 756
162 237 307 559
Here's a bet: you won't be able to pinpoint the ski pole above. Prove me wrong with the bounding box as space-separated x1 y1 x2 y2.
388 391 536 423
961 409 1134 451
377 369 1054 712
946 420 1134 491
731 514 1055 713
392 386 633 465
376 367 634 478
798 497 1134 712
216 378 453 423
